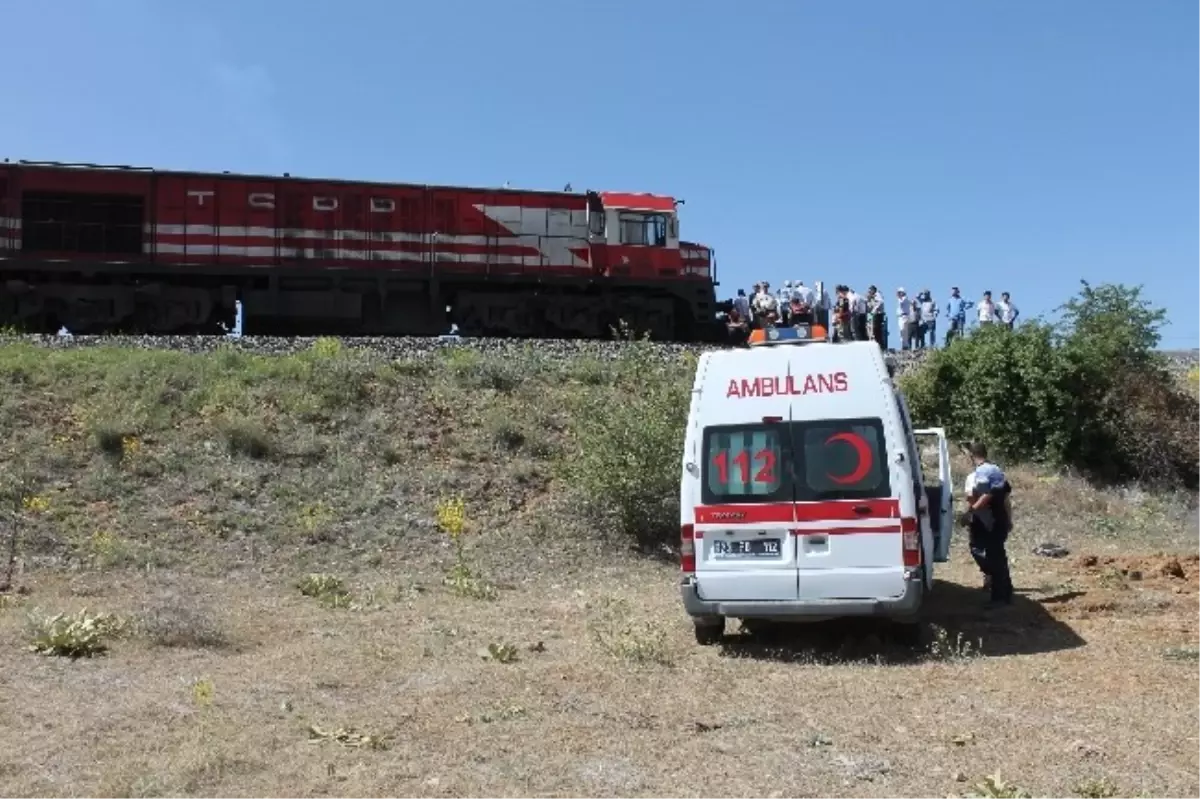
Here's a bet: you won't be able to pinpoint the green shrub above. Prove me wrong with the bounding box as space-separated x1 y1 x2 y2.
27 609 126 658
562 339 689 551
902 281 1198 488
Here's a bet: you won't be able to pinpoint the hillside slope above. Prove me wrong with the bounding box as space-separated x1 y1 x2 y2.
0 340 1196 798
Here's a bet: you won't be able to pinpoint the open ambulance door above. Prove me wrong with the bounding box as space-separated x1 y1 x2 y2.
913 427 953 562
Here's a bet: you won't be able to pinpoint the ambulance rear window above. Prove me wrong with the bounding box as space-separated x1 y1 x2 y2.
701 424 790 504
796 418 891 500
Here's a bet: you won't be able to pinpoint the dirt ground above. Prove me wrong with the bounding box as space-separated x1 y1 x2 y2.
0 342 1196 798
0 543 1196 798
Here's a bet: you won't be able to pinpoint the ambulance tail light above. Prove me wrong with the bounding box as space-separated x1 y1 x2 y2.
680 523 696 574
902 523 921 568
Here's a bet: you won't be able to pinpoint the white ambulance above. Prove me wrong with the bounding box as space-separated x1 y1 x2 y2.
678 324 954 644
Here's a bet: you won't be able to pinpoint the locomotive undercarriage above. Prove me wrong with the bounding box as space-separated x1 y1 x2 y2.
0 267 711 341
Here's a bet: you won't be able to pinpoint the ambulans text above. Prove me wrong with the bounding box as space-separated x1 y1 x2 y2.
725 372 849 399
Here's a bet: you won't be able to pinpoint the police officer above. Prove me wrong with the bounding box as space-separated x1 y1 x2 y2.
961 442 1013 608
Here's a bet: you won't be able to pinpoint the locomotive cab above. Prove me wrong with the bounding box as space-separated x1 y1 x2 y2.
585 190 681 278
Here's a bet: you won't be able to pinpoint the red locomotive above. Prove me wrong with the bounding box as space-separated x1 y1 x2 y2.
0 160 721 339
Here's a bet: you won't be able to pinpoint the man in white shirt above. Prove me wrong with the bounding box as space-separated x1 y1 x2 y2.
846 287 867 341
777 281 793 326
865 285 886 349
977 290 996 326
918 289 939 348
752 281 778 325
793 281 814 305
896 288 919 351
997 292 1019 329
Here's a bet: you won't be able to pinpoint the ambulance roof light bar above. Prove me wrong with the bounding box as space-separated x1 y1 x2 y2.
748 324 829 347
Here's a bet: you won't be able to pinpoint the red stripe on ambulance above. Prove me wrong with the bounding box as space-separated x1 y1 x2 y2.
694 498 900 525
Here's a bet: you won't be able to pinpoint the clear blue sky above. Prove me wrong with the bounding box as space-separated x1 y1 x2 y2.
5 0 1196 347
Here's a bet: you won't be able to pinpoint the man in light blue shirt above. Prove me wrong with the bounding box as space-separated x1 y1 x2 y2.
944 287 972 346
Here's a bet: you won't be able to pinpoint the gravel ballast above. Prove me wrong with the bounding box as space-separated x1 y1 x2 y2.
3 334 1196 379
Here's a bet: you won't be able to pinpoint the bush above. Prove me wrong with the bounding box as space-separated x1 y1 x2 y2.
27 609 126 658
562 339 689 551
902 281 1198 488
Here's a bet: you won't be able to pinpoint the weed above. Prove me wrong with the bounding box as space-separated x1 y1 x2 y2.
295 502 335 542
478 642 520 663
191 677 215 707
1075 776 1118 798
297 573 354 609
21 495 50 514
927 625 982 661
565 357 615 386
307 723 391 750
487 414 527 451
121 435 142 461
309 337 343 359
438 497 496 600
27 608 126 658
392 358 434 378
463 704 527 724
588 597 674 666
83 529 139 570
969 773 1031 798
1162 645 1199 662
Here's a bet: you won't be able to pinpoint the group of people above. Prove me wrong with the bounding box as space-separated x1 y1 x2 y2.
897 287 1020 350
722 281 1020 352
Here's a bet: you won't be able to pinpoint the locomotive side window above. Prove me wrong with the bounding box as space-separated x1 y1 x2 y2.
21 191 144 256
618 212 668 247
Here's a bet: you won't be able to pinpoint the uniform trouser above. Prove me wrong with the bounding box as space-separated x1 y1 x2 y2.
969 520 1013 603
901 321 920 350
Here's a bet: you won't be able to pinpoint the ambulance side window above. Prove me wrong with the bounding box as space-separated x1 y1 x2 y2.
701 424 791 504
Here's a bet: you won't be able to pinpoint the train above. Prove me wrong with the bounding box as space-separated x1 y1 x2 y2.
0 160 724 340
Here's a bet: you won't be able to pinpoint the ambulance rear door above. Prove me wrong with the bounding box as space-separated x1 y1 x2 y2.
691 349 799 603
785 342 909 601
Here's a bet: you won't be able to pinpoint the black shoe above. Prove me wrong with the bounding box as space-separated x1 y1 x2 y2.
983 598 1013 610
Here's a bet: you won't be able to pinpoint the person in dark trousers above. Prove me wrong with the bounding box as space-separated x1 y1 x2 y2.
961 442 1013 608
944 286 971 346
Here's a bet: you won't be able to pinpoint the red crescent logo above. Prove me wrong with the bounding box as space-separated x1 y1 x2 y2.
824 432 873 485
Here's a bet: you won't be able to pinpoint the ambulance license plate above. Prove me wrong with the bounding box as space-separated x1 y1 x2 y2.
713 538 782 558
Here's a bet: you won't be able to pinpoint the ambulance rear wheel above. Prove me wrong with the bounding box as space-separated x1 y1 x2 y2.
693 618 725 646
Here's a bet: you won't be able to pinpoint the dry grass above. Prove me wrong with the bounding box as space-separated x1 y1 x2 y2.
0 341 1196 797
